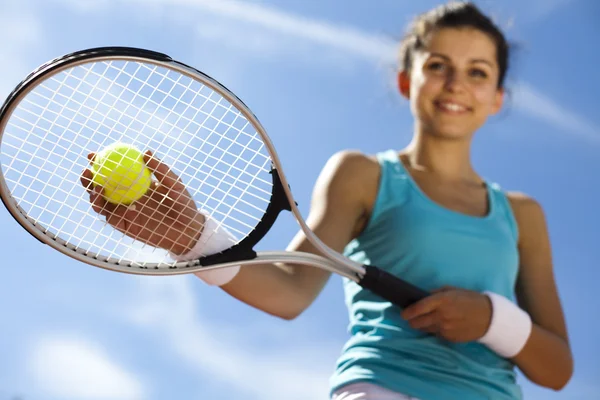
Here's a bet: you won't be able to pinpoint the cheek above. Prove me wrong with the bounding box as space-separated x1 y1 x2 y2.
411 75 443 105
473 86 499 108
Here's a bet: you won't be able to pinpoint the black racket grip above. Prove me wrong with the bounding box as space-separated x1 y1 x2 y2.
359 265 430 308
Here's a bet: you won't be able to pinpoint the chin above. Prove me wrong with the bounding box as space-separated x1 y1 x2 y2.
417 113 480 141
428 124 475 141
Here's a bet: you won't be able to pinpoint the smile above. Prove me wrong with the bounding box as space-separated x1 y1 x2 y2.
435 100 472 114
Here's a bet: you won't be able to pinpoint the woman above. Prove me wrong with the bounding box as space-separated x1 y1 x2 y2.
82 2 573 399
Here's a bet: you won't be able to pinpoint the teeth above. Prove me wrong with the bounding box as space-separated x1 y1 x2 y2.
439 102 466 112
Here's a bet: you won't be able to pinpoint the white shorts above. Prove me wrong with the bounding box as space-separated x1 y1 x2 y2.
332 382 420 400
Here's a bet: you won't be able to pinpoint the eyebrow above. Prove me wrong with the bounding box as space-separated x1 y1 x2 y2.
429 52 495 68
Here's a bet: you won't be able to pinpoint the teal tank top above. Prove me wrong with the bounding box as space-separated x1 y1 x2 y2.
329 150 523 400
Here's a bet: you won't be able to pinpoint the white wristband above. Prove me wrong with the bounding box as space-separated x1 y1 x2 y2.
170 211 241 286
477 292 532 358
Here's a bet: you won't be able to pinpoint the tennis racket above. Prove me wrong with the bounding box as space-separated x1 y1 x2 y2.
0 46 429 308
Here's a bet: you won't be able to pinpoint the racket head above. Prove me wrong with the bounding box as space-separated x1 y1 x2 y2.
0 46 294 275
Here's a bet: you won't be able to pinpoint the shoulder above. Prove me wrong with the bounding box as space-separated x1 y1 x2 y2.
312 149 382 215
322 149 380 176
317 149 381 190
505 191 549 245
506 191 545 216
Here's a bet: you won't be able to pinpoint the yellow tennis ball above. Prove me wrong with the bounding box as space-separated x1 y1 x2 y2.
91 143 152 205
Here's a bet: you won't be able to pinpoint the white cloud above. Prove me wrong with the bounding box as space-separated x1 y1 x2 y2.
122 276 337 400
526 0 580 21
57 0 396 64
174 0 396 63
513 83 599 143
45 0 598 143
0 2 44 97
30 336 146 400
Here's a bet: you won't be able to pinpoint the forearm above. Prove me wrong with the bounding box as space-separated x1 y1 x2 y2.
220 262 331 320
177 215 332 319
511 323 573 390
477 291 572 391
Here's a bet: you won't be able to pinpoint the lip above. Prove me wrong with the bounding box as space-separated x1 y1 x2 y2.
434 99 473 114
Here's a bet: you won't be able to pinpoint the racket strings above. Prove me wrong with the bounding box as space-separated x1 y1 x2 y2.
96 60 273 258
86 62 214 259
31 67 111 243
1 58 274 268
4 67 101 242
14 71 273 200
5 114 271 217
90 65 270 256
5 98 256 260
95 98 261 257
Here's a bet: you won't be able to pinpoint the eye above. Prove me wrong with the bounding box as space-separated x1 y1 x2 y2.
469 68 488 79
427 61 446 72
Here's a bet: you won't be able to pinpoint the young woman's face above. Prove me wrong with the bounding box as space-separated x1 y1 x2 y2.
400 27 504 141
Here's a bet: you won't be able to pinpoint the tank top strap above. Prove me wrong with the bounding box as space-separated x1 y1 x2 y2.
367 150 411 226
375 149 404 175
485 182 519 242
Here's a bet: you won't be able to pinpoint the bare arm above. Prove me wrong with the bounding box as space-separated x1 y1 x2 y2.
219 150 379 320
508 193 573 390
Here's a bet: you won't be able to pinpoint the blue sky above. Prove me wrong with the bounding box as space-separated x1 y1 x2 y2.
0 0 598 399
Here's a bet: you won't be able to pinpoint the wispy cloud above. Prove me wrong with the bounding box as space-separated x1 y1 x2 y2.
0 1 44 97
513 83 599 143
121 276 337 400
526 0 581 21
29 336 146 400
47 0 598 143
59 0 397 64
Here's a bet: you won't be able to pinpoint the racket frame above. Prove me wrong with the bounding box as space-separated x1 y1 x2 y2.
0 47 429 308
0 46 360 273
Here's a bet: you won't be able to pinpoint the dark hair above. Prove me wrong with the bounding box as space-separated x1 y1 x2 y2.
398 1 510 89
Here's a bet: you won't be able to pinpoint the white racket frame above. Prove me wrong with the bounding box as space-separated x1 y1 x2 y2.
0 51 367 281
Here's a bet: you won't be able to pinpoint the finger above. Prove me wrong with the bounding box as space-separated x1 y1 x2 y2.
432 285 455 293
90 186 124 222
407 312 440 332
87 152 96 163
104 203 130 231
90 186 111 216
402 295 444 320
143 151 185 192
81 168 95 194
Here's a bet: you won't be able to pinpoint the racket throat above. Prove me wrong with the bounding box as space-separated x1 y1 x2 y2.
199 168 293 266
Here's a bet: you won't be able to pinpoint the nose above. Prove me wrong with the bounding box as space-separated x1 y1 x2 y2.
444 70 467 93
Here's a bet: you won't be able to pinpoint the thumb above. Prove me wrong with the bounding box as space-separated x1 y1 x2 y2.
432 285 456 293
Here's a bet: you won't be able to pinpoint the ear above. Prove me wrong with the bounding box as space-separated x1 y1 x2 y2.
397 70 411 99
490 88 505 115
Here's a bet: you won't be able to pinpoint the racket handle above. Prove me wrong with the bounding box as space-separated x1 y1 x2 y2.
359 265 429 308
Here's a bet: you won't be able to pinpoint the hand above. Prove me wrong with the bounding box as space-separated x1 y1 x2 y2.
401 286 493 343
80 150 204 255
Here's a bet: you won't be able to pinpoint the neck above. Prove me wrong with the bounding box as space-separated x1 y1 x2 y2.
404 131 477 182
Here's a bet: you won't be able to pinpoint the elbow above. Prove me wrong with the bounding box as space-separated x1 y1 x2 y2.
276 304 310 321
538 357 574 391
555 354 574 391
278 312 301 321
253 306 303 321
547 376 571 392
551 363 574 391
274 286 320 320
270 299 312 321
